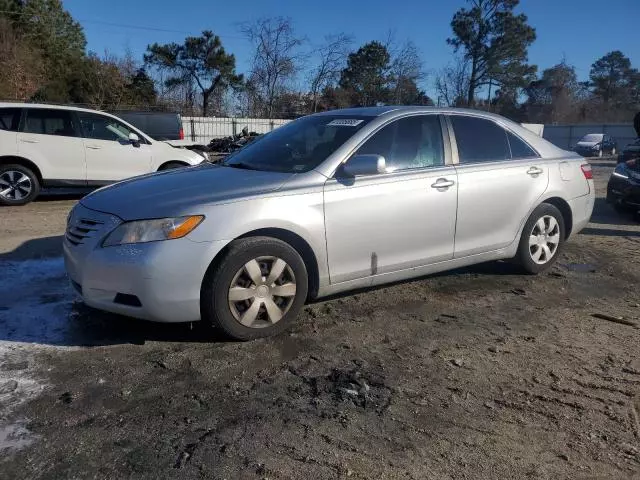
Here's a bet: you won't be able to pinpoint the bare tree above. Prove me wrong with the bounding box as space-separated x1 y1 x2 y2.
308 33 352 112
389 40 426 104
0 18 45 101
241 17 305 118
435 56 471 106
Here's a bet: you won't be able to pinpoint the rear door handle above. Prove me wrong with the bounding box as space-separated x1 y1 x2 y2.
87 145 102 150
20 138 39 144
527 167 543 176
431 178 455 189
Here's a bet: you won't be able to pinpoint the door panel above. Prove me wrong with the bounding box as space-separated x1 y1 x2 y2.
324 167 458 283
324 114 456 284
78 111 152 182
447 114 549 258
453 161 549 257
17 108 85 181
83 140 152 182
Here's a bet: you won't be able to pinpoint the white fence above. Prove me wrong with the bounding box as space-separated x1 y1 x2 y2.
183 116 291 143
542 123 636 151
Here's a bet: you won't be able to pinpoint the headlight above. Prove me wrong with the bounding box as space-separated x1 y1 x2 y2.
612 163 629 179
102 215 204 247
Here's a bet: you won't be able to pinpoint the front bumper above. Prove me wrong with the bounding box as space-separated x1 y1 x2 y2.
607 174 640 209
574 148 600 157
63 204 228 323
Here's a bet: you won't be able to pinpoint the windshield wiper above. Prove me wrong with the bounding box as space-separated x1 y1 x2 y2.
223 162 259 171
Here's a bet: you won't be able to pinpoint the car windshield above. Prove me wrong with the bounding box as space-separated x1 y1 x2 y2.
581 134 603 142
222 115 374 173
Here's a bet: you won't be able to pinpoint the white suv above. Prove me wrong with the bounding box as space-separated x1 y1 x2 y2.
0 103 206 206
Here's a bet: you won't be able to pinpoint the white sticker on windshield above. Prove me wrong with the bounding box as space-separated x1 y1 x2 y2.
327 119 364 127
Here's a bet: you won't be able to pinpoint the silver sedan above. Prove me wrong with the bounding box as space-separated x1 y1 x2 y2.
64 107 595 340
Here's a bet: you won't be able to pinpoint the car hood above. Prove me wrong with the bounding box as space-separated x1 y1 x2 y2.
158 142 204 164
576 141 600 147
81 163 294 220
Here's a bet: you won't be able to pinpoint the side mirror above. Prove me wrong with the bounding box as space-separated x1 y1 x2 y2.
129 132 140 147
342 154 386 177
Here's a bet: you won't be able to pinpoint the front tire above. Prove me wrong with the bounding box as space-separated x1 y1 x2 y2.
202 237 308 340
516 203 565 274
0 164 40 206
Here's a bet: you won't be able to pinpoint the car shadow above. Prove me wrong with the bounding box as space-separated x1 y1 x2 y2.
588 198 639 226
0 235 65 262
580 227 639 237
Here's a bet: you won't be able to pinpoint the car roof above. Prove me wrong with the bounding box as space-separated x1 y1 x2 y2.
0 101 116 116
314 105 520 121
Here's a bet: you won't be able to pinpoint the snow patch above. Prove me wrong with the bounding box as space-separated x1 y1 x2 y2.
0 257 74 452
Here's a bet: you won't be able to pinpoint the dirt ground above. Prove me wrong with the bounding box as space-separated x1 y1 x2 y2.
0 161 639 479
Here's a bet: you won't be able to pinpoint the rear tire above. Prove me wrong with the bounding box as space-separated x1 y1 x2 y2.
202 237 308 341
516 203 566 274
0 164 40 206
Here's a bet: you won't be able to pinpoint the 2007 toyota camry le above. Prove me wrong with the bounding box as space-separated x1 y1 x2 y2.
64 106 595 340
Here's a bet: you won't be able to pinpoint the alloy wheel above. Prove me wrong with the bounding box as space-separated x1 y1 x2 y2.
0 170 32 201
228 256 297 328
529 215 561 265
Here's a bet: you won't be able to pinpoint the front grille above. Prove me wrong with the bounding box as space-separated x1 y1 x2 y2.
65 218 105 246
64 204 121 249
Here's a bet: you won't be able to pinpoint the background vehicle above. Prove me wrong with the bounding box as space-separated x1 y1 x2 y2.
617 138 640 164
607 158 640 215
0 103 206 206
574 133 617 157
110 111 184 141
64 107 595 341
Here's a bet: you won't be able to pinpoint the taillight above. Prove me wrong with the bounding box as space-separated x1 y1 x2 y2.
179 127 185 140
626 159 637 168
581 164 593 180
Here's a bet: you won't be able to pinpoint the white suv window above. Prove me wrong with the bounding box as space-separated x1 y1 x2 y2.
23 109 79 137
78 112 139 143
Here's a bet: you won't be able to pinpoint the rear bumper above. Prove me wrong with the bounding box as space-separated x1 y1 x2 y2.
568 188 595 237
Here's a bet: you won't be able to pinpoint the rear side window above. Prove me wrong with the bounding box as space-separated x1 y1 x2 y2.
23 109 79 137
507 131 538 159
0 108 21 131
450 116 510 163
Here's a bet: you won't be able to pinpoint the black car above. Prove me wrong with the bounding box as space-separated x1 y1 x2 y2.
607 158 640 214
617 138 640 163
574 133 617 157
110 111 184 141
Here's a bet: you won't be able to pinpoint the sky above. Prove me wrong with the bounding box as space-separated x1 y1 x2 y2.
63 0 640 99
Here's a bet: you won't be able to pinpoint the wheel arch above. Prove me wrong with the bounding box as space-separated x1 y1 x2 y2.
541 196 573 239
202 227 321 302
0 156 43 183
157 160 189 171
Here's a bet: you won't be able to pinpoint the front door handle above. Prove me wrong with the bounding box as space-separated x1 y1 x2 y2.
431 178 455 189
87 145 102 150
527 167 543 176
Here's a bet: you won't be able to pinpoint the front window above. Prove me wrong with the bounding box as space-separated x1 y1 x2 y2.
77 112 140 143
581 134 603 142
223 115 374 173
